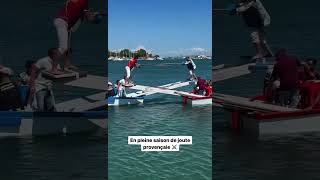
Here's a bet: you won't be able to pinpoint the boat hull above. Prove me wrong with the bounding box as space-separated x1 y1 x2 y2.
230 110 320 138
183 96 212 106
108 96 144 106
0 111 107 138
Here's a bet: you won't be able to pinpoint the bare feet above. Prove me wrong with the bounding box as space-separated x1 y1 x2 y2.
251 54 264 60
50 69 64 75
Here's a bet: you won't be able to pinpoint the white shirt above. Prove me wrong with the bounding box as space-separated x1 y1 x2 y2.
184 59 196 69
34 56 61 92
118 79 126 90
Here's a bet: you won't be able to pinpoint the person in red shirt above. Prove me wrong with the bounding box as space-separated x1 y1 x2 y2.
53 0 100 72
303 59 320 81
195 77 206 95
271 49 300 107
125 55 140 85
205 80 213 97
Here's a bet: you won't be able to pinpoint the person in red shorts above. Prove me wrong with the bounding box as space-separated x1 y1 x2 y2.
125 55 140 85
53 0 100 72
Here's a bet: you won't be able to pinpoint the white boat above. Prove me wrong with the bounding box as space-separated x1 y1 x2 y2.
182 96 212 106
146 57 155 61
0 111 106 137
113 57 124 61
213 84 320 138
238 109 320 138
107 81 194 107
108 96 144 106
130 82 212 106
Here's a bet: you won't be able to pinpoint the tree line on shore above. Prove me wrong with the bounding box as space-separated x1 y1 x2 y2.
108 49 159 58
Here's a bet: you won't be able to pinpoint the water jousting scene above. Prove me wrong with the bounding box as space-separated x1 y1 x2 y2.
214 0 320 179
108 0 212 179
214 0 320 137
0 0 107 137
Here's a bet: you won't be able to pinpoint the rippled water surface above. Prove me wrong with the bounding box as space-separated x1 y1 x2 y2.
108 60 212 180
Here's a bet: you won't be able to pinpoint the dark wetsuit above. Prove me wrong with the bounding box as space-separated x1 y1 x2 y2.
241 3 263 28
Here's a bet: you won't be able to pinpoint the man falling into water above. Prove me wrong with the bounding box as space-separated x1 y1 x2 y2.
53 0 102 73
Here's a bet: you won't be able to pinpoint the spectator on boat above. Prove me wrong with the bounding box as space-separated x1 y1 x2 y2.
54 0 101 72
28 48 62 111
183 57 197 80
0 65 22 110
194 77 206 95
235 0 272 61
125 55 140 85
116 78 126 97
303 58 320 80
205 80 213 97
19 60 35 85
106 82 116 98
271 49 300 107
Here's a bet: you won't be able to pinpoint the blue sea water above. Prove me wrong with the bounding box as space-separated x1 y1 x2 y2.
108 60 212 180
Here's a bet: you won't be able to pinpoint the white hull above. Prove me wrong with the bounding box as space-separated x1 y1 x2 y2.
108 96 144 106
230 111 320 138
184 97 212 106
0 111 106 138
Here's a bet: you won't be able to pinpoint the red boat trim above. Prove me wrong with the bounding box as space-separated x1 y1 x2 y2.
254 109 320 120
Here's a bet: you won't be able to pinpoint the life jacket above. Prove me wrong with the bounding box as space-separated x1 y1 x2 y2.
187 62 194 70
205 85 213 96
242 5 264 28
197 79 206 90
0 76 22 110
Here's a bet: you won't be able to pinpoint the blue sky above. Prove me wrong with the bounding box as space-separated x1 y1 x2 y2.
108 0 212 57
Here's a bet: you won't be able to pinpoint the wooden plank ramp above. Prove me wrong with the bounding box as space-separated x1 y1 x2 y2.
64 75 106 90
213 64 225 70
213 93 298 112
56 91 106 112
128 81 192 98
213 63 253 82
130 84 205 98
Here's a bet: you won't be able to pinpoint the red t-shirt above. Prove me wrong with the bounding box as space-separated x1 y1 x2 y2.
58 0 88 28
273 55 299 90
205 85 213 96
197 79 206 90
128 58 138 69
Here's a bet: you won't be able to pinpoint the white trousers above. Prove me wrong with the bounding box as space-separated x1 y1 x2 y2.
54 18 69 54
125 66 131 79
